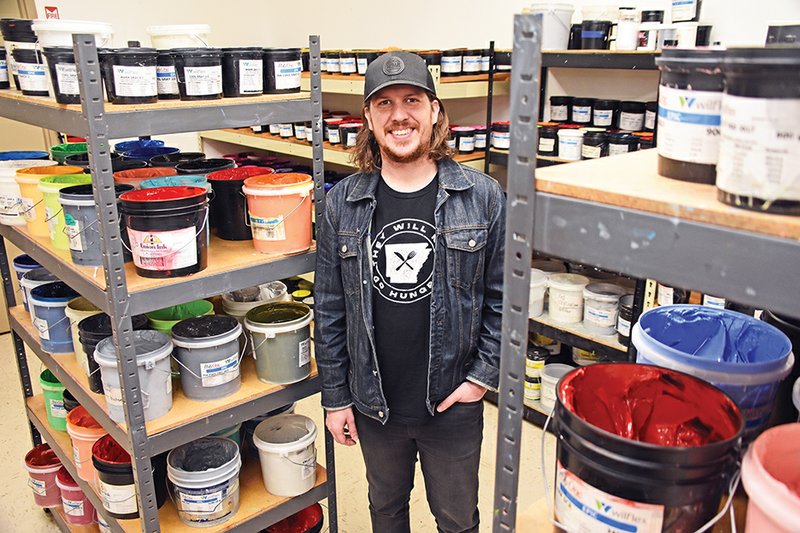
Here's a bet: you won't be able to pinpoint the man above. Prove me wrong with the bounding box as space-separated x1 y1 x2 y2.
314 51 505 533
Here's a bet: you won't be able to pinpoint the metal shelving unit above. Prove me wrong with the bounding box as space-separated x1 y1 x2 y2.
493 14 800 532
1 34 338 533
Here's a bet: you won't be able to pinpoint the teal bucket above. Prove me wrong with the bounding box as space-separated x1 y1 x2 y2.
140 175 210 192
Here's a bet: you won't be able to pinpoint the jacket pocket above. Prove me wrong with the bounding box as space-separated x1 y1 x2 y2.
443 227 488 289
337 234 361 297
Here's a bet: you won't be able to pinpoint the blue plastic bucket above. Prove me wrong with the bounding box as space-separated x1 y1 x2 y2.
632 305 794 439
29 281 80 353
0 150 49 160
122 146 179 162
140 175 210 191
113 139 165 154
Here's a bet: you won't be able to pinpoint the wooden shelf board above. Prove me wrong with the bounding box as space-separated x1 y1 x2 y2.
531 310 626 352
535 150 800 241
13 305 318 437
542 50 660 56
27 395 326 533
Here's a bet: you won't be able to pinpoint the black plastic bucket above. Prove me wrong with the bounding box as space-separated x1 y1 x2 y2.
42 46 80 104
0 48 8 90
175 158 234 175
762 310 800 427
553 363 743 532
156 50 180 100
91 434 168 519
222 47 263 97
263 48 302 94
149 152 206 168
170 48 223 101
77 312 149 394
62 389 79 413
65 152 122 169
98 48 158 104
1 18 37 90
206 166 272 240
119 186 209 278
12 48 48 96
581 20 612 49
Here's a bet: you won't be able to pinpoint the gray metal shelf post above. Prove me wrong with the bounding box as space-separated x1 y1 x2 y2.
493 13 542 533
73 34 161 531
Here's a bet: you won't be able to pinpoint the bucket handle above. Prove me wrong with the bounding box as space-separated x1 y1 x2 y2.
241 189 308 229
539 407 741 533
171 343 245 383
61 216 99 238
20 197 44 215
120 205 209 260
44 207 63 224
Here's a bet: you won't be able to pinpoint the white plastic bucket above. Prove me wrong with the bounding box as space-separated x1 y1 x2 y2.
557 129 584 161
147 25 211 49
528 3 575 50
547 273 589 323
540 363 573 411
253 414 317 497
529 268 548 318
582 282 627 335
31 19 114 48
64 297 101 376
0 160 56 225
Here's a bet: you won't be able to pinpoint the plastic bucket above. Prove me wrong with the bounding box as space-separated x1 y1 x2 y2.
12 48 49 96
554 363 743 532
114 166 176 189
92 434 168 519
13 253 40 281
78 312 149 393
547 273 590 324
30 282 80 354
242 173 313 254
141 175 209 192
529 268 547 318
38 174 92 249
222 47 264 97
582 282 626 335
175 158 234 176
171 315 243 401
149 152 205 168
121 146 179 163
62 389 79 412
207 166 274 240
528 3 575 50
539 363 572 412
0 18 37 91
32 18 113 47
120 186 209 278
40 369 67 430
253 413 317 496
742 423 800 533
262 48 302 94
15 165 84 237
98 47 158 105
55 467 96 526
94 330 173 423
50 143 87 165
146 300 215 336
41 46 77 104
66 406 107 484
59 183 134 266
632 305 794 440
0 160 57 225
147 24 211 49
64 151 123 170
167 437 242 527
222 281 290 330
114 139 164 154
170 48 223 101
24 443 62 508
245 302 312 384
762 310 800 426
20 267 56 315
243 403 296 457
64 297 101 374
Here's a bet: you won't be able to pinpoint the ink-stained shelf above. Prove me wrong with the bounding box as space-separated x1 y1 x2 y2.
300 71 510 98
529 311 628 362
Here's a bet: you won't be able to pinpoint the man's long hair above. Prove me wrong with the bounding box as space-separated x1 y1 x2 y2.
350 94 453 173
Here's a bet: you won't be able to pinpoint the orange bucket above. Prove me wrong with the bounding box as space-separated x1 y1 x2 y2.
65 406 107 484
15 165 85 238
242 173 313 254
113 167 176 189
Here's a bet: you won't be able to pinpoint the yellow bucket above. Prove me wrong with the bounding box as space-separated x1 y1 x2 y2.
15 165 84 237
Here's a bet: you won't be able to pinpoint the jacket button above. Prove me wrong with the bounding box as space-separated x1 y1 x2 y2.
341 244 348 253
378 411 384 418
372 369 378 376
468 239 476 248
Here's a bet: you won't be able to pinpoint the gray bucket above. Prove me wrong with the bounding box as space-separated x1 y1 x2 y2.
245 302 312 385
94 330 173 423
167 437 242 527
171 315 243 401
20 268 58 317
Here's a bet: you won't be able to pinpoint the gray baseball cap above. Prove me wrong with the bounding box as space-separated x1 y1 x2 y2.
363 51 437 102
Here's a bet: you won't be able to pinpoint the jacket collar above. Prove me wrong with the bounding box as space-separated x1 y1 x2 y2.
345 157 474 203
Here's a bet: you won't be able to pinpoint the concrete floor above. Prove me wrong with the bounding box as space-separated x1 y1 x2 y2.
0 332 555 532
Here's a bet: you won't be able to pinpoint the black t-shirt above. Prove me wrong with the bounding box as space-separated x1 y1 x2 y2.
371 175 438 423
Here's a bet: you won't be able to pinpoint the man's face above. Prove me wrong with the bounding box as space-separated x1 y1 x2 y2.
364 85 440 165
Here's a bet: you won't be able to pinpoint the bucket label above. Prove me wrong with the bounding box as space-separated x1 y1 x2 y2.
572 106 591 123
55 63 80 95
617 316 631 337
298 337 311 367
64 213 84 252
458 136 475 152
0 193 20 216
185 65 222 96
290 447 316 480
340 57 357 74
200 353 240 387
250 215 286 241
63 498 85 517
98 479 138 514
104 384 124 407
582 144 602 159
0 60 7 83
73 445 81 465
273 59 302 90
657 284 674 307
346 132 358 147
619 111 644 132
551 105 568 121
539 138 555 153
28 477 47 496
238 59 264 94
645 109 656 131
128 226 198 271
328 128 341 144
657 86 722 165
17 62 49 92
441 56 462 73
555 462 664 533
717 95 800 200
702 295 726 309
33 316 50 340
593 109 614 127
156 65 179 95
21 197 36 221
357 57 368 74
49 398 67 418
609 143 629 156
112 65 157 97
44 206 58 240
463 55 482 73
585 305 615 327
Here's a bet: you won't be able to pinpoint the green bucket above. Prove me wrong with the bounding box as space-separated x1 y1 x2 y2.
49 143 88 165
146 300 215 335
38 174 93 250
40 369 67 431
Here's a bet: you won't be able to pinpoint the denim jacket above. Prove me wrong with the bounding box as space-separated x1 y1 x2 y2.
314 157 505 423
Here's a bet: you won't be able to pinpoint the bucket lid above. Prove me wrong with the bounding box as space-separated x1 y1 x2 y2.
245 302 312 332
222 47 264 54
77 312 149 337
253 413 317 454
94 330 173 368
207 166 274 182
584 282 627 302
547 273 590 291
171 315 242 349
530 268 548 288
174 158 234 173
119 186 207 203
30 281 79 303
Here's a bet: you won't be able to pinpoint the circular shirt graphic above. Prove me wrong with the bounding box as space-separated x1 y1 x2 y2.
371 218 435 304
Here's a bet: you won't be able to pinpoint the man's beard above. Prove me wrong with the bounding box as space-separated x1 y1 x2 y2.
376 128 431 164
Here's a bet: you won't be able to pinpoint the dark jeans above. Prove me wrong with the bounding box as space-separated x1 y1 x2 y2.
354 401 484 533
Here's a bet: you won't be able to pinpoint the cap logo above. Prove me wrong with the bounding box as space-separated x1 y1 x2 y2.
383 56 405 76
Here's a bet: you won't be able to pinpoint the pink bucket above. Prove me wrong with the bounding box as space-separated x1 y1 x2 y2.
24 443 62 508
56 467 96 525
